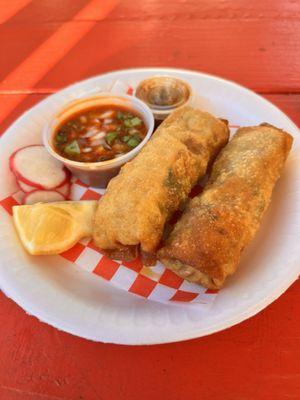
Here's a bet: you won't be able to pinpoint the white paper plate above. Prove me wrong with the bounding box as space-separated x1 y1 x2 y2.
0 68 299 345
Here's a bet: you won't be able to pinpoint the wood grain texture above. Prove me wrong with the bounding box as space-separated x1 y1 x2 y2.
0 0 300 24
0 0 89 81
108 0 300 21
1 1 300 93
0 0 31 24
0 18 299 93
264 94 300 126
0 281 299 400
5 0 300 22
0 1 119 124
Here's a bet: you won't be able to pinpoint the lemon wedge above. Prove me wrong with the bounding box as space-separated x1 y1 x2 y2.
13 201 97 255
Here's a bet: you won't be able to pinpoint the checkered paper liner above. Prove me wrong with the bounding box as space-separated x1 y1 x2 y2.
1 179 219 305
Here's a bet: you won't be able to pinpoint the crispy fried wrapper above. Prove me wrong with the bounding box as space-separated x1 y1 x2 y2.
93 106 229 263
158 123 293 288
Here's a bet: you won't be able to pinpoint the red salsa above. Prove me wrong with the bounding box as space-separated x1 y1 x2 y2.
53 105 147 162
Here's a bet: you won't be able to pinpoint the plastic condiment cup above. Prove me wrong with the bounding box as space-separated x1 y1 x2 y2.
135 75 193 121
43 93 155 188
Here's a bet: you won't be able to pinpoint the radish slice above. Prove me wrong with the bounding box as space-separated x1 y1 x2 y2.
18 176 71 195
10 145 69 190
23 190 65 205
56 182 71 198
17 180 36 193
19 180 71 198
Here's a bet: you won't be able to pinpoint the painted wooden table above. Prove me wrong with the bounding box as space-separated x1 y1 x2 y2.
0 1 299 399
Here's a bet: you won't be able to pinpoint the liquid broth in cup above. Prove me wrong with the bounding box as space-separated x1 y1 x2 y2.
53 105 147 163
43 94 154 188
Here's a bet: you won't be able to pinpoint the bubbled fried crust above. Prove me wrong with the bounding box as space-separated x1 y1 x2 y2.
158 123 293 289
92 106 229 260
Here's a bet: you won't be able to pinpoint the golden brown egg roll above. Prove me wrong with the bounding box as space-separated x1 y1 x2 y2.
158 123 293 288
93 106 229 263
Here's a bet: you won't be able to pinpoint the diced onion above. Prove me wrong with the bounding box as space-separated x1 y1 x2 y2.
90 131 106 140
99 110 114 119
81 129 99 138
91 139 105 146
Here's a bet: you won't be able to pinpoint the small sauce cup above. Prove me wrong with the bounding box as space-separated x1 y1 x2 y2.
43 93 155 188
135 75 192 121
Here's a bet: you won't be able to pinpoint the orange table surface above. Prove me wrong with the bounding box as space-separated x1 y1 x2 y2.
0 1 299 399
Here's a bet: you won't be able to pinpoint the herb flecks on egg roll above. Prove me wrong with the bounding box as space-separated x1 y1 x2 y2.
158 123 293 288
93 106 230 264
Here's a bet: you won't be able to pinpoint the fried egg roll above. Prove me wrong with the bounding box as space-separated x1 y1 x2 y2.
93 106 229 263
158 123 293 288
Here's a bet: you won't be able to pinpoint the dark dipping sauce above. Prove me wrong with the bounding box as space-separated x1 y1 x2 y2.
53 105 147 162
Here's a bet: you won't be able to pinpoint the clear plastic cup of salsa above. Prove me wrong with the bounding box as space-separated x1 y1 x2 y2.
43 93 155 188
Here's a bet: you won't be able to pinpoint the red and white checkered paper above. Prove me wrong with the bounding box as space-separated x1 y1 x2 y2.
1 179 219 305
